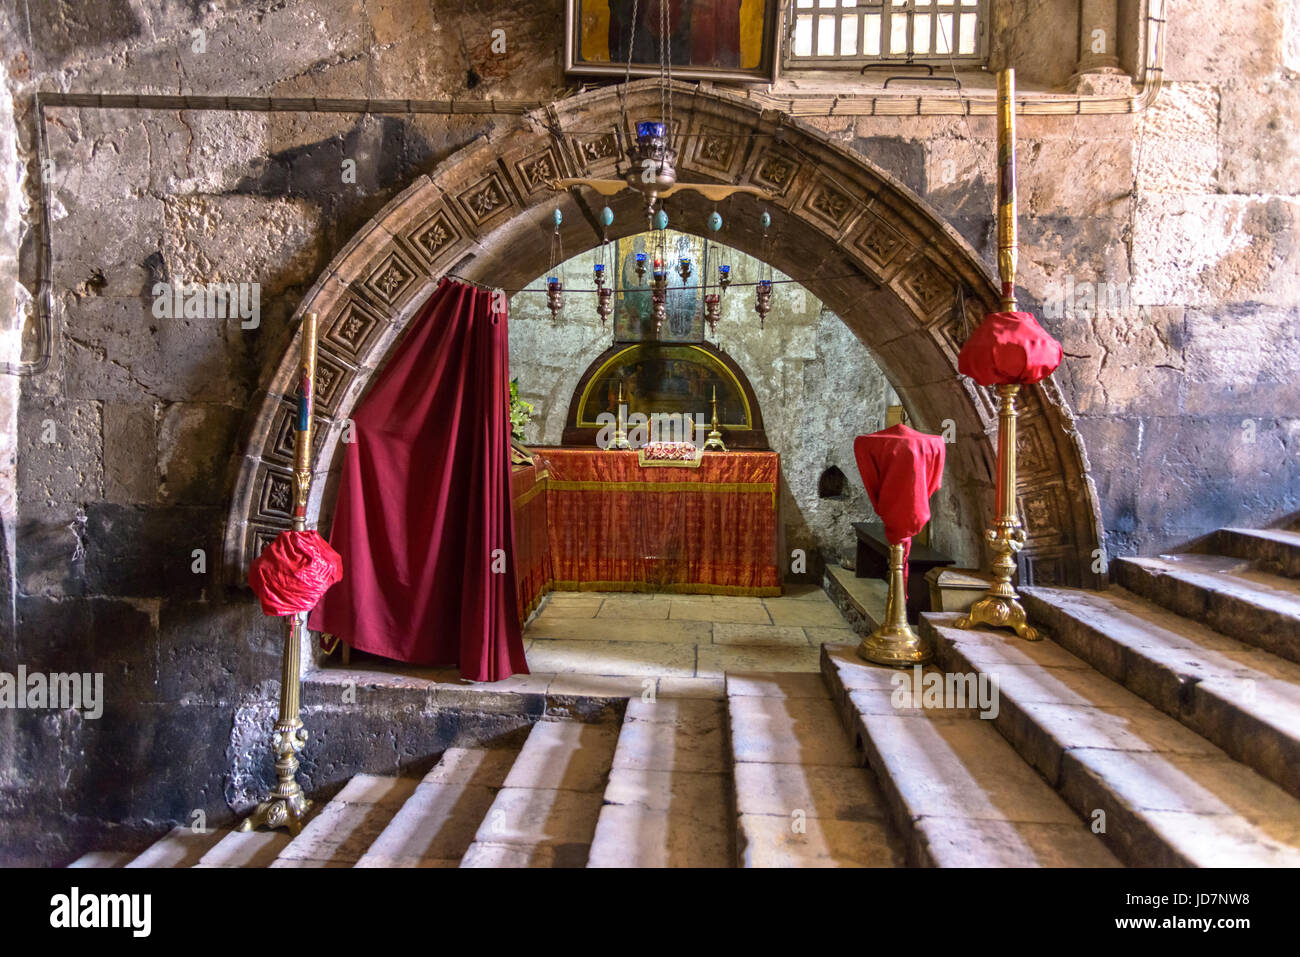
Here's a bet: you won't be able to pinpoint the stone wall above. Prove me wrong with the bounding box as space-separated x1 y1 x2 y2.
0 0 1296 862
508 239 894 578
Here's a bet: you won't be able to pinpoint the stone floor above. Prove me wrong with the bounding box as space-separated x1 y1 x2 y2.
326 584 860 695
521 585 858 681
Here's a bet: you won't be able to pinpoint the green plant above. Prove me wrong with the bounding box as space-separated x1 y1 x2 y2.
509 378 534 442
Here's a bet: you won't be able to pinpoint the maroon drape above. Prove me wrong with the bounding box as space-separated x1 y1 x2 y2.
309 278 528 681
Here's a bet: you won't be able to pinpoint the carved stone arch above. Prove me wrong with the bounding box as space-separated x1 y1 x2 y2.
223 79 1105 589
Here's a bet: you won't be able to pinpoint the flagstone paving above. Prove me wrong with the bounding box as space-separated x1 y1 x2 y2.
523 586 854 678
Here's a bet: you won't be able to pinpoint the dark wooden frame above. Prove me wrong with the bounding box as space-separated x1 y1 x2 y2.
564 0 784 83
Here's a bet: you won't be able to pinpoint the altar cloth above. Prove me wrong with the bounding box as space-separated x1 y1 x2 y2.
526 448 781 596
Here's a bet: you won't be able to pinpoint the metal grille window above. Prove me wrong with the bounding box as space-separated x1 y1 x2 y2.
786 0 987 65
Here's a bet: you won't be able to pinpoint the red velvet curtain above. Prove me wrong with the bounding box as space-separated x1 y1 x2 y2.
309 278 528 682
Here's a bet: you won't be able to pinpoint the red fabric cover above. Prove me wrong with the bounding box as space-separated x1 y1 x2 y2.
248 530 343 616
308 278 528 682
512 463 552 624
853 424 947 584
957 310 1064 386
534 448 781 595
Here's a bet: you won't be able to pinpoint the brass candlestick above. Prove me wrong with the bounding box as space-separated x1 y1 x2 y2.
608 381 630 450
703 385 726 451
238 311 319 834
956 68 1040 642
858 542 931 666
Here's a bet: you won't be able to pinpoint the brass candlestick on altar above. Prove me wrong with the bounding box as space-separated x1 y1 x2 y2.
238 311 319 834
858 542 931 666
703 385 726 451
608 381 630 450
956 68 1041 642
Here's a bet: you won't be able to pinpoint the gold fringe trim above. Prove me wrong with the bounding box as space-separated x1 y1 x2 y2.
548 579 781 598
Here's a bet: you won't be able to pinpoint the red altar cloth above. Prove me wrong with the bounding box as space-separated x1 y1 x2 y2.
530 448 781 596
512 462 552 622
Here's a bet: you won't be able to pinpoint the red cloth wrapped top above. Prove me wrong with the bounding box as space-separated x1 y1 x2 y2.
249 530 343 616
957 311 1063 386
854 424 947 546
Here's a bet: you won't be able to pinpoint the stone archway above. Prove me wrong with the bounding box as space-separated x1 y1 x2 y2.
222 80 1105 590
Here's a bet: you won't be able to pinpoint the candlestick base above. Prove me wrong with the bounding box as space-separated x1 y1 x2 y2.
236 720 313 834
703 429 726 452
956 592 1040 641
857 621 932 668
856 541 933 666
237 791 313 835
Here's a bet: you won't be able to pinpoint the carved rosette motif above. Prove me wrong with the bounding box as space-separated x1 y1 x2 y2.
853 208 907 273
515 149 560 194
457 169 516 229
323 297 385 361
898 256 953 318
805 183 854 230
406 208 462 269
751 151 801 196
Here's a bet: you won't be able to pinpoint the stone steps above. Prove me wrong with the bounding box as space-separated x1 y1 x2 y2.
1195 527 1300 579
461 718 617 867
124 825 226 868
727 670 905 867
588 697 734 867
66 850 136 868
820 644 1119 867
1115 554 1300 665
923 613 1300 867
1022 585 1300 800
355 746 521 867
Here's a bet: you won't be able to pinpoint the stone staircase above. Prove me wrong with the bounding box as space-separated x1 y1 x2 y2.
815 521 1300 867
66 524 1300 868
68 673 904 868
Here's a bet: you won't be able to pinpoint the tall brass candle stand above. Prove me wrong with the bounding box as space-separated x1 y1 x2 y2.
607 382 630 450
238 311 319 833
857 541 931 666
955 68 1041 642
703 385 726 451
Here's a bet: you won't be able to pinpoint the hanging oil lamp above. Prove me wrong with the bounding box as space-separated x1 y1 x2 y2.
651 258 669 335
546 276 564 320
704 292 721 337
634 251 648 283
546 207 564 321
703 210 723 339
593 205 614 325
676 256 692 283
754 208 772 328
755 279 772 329
650 207 670 335
593 263 612 325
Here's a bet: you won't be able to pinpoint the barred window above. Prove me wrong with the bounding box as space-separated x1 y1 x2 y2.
786 0 988 65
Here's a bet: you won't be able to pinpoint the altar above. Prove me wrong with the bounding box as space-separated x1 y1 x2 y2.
512 447 782 610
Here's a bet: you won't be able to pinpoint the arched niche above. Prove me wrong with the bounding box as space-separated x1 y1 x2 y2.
222 79 1105 591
